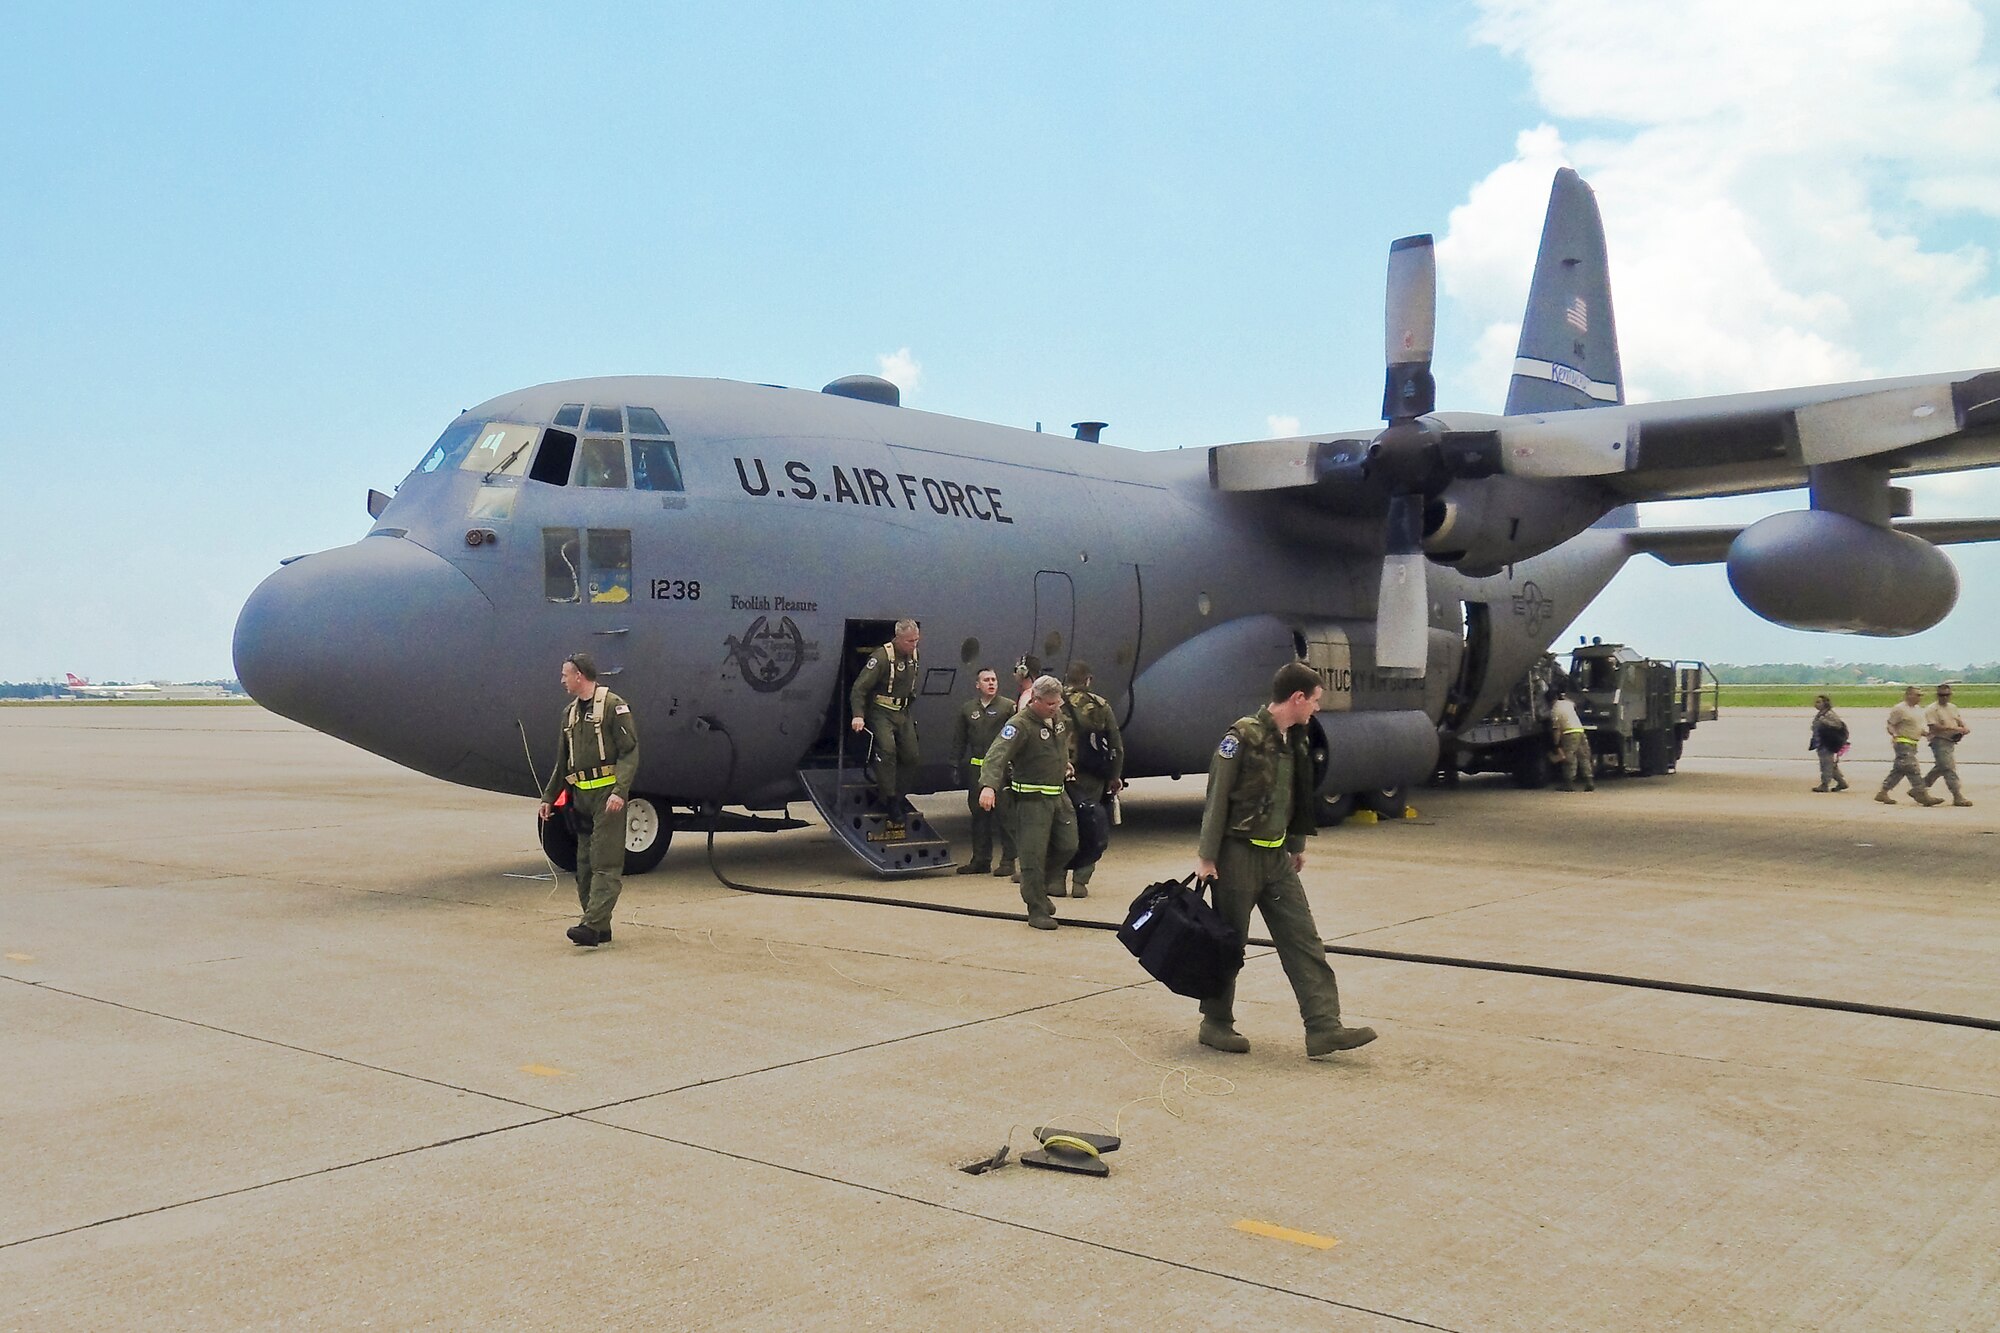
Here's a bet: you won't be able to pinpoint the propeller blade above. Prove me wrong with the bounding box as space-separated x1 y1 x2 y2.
1376 493 1429 672
1383 234 1437 422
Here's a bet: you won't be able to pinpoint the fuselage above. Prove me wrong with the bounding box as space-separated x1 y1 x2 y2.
234 375 1631 807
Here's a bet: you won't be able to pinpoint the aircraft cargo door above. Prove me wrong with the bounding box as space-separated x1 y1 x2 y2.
1032 571 1075 679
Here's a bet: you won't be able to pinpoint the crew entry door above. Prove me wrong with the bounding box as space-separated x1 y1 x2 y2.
1032 571 1075 680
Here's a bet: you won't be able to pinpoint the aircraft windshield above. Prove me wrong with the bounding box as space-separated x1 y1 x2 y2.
460 423 540 479
416 417 485 474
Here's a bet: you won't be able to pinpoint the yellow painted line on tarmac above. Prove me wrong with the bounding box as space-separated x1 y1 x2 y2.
4 953 34 963
1234 1218 1340 1249
519 1064 572 1078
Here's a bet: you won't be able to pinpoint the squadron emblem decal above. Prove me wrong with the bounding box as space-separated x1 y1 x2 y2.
723 616 811 693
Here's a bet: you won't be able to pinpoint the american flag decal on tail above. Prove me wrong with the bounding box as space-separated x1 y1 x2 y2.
1565 296 1589 333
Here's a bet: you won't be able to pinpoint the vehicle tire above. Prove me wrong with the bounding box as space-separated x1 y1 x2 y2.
1361 785 1408 820
1512 739 1552 789
1315 791 1356 827
622 796 672 875
1637 727 1671 777
538 809 579 873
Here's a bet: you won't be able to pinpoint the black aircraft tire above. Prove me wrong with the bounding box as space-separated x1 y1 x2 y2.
1315 791 1356 827
622 796 672 875
1362 785 1408 820
1512 740 1552 789
538 810 579 873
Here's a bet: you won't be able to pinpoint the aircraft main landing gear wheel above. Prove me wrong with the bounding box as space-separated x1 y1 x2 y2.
621 796 671 875
1315 791 1356 827
1361 785 1408 820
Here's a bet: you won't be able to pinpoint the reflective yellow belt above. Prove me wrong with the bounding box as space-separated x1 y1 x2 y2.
1563 728 1586 735
1011 781 1063 796
569 764 617 789
872 695 906 711
1895 737 1920 745
1248 834 1287 849
968 757 983 766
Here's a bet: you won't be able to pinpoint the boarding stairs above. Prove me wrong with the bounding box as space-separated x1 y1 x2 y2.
797 751 954 876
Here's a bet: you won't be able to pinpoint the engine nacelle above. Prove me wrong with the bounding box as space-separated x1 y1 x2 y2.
1122 614 1443 794
1422 476 1606 577
1726 510 1957 635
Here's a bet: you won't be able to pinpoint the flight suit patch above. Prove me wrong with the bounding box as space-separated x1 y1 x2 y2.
1218 734 1239 759
1001 724 1017 739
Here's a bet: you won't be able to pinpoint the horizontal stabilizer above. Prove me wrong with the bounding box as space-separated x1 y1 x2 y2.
1627 517 2000 566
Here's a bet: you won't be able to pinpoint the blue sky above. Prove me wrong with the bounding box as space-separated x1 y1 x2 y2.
5 1 1998 680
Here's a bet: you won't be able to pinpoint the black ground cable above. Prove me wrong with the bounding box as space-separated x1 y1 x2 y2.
699 726 2000 1033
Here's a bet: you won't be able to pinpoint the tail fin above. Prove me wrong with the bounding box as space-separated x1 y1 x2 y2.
65 673 85 686
1506 168 1623 415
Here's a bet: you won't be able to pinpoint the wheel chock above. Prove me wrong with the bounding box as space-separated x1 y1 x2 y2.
1022 1127 1121 1178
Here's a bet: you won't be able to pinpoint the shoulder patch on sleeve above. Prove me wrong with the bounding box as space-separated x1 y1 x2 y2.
615 704 630 715
1217 734 1239 759
1000 723 1017 740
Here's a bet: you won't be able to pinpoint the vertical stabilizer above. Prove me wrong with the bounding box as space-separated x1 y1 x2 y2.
1506 168 1623 416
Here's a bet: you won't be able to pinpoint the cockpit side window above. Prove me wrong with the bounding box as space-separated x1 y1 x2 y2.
530 429 577 485
585 405 624 434
553 403 584 428
576 437 629 488
627 406 669 435
459 423 538 478
632 438 684 492
543 528 581 603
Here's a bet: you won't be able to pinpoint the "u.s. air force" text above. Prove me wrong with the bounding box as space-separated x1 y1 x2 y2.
732 458 1014 524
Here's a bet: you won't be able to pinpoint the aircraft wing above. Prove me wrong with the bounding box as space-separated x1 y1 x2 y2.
1210 367 2000 507
1626 516 2000 566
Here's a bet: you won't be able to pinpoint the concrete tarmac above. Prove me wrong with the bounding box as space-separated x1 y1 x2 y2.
2 706 1996 1329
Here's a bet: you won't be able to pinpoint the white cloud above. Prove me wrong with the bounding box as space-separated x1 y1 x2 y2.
1446 1 2000 662
876 347 922 396
1266 414 1302 438
1444 0 2000 410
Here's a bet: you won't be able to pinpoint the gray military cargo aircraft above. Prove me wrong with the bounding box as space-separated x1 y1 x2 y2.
235 169 2000 874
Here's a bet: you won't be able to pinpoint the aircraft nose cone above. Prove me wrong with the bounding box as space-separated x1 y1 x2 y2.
234 538 496 778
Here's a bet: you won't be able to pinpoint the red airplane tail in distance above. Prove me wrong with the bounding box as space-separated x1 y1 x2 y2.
65 673 88 687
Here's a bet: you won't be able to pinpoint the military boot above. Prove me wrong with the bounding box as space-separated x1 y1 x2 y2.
1914 789 1945 807
1875 791 1897 805
1811 784 1828 792
1832 781 1849 792
1954 798 1975 807
956 861 990 876
994 858 1016 879
1049 874 1069 898
1198 1020 1250 1054
1306 1024 1378 1056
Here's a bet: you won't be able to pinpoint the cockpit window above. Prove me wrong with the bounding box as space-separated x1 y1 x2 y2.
459 423 539 478
530 429 577 485
627 406 669 435
576 437 629 488
585 405 624 434
553 403 584 429
419 417 484 474
632 438 684 492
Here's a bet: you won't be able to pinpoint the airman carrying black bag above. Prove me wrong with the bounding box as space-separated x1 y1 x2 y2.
1117 875 1243 1000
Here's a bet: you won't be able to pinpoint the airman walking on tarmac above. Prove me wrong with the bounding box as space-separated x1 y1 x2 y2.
1194 661 1375 1058
951 667 1017 875
1922 683 1974 807
538 652 640 947
979 676 1076 931
1809 694 1850 792
1878 685 1944 806
849 619 922 807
